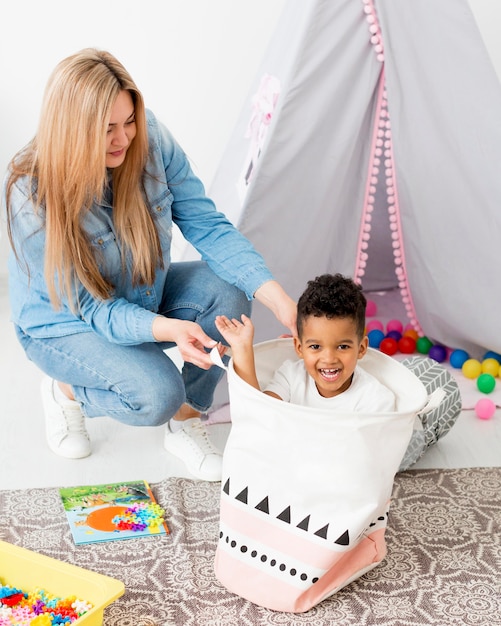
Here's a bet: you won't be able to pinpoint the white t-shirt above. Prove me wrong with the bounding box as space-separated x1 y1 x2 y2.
264 359 396 412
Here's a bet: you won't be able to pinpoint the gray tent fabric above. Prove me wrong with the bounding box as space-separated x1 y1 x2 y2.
201 0 501 356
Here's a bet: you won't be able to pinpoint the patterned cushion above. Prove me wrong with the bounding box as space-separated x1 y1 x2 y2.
399 356 462 471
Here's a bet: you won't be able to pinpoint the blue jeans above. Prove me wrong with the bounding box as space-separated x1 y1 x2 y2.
15 261 251 426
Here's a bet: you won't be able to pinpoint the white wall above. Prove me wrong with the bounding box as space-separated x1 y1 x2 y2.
1 0 499 272
468 0 501 82
0 0 287 269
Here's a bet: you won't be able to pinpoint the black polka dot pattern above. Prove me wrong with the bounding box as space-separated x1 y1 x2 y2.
219 531 320 584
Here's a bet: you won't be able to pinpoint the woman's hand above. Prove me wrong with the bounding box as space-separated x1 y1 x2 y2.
254 280 297 337
152 316 220 369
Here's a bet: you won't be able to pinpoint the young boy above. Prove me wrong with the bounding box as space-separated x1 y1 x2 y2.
215 273 395 411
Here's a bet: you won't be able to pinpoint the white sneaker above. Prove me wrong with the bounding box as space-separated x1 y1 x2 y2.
164 417 222 481
41 377 91 459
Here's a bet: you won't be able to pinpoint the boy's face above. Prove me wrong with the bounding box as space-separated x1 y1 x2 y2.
294 315 368 398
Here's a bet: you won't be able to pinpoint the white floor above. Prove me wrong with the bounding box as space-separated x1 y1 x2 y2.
1 278 500 492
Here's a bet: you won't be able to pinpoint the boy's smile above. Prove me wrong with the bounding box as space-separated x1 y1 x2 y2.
294 315 368 398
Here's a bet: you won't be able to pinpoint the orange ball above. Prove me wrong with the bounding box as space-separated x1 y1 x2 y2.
403 328 419 341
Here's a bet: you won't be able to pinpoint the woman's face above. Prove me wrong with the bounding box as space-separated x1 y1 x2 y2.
105 90 137 168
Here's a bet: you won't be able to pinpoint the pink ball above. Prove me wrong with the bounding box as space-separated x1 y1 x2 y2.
386 319 403 334
367 319 384 332
475 398 496 420
366 300 377 317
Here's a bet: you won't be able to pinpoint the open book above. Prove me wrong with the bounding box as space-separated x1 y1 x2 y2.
60 480 169 545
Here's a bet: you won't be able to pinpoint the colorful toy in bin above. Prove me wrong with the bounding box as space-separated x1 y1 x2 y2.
0 583 90 622
0 540 124 625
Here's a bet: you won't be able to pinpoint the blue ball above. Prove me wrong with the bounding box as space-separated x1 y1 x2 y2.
483 350 501 364
368 329 385 349
449 349 469 369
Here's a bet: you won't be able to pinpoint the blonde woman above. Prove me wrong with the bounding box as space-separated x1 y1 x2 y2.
5 48 296 481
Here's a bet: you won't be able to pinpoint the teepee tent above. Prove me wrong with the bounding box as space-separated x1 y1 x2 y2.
202 0 501 356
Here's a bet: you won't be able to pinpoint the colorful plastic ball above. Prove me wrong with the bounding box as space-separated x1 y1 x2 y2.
477 373 496 394
416 336 433 354
386 330 402 342
367 319 384 332
366 300 377 317
475 398 496 420
428 344 447 363
368 329 385 348
398 336 416 354
462 358 482 379
386 319 403 334
449 349 470 369
379 337 398 355
483 350 501 364
481 358 500 377
403 328 419 341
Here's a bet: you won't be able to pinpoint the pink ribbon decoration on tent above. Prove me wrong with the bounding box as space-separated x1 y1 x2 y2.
355 0 423 335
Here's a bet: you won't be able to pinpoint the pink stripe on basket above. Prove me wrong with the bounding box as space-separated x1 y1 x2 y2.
215 527 386 613
219 496 384 569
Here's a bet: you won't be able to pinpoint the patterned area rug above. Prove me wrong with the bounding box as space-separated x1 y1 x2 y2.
1 468 501 625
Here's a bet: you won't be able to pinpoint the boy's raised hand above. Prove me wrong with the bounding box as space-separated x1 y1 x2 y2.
215 314 262 392
215 314 254 350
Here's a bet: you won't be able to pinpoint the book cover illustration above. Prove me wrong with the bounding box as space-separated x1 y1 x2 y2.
60 480 169 545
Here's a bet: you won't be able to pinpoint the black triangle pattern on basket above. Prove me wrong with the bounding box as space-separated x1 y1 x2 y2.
223 477 357 546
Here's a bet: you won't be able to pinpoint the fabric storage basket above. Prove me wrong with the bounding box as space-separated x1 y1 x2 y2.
214 338 437 613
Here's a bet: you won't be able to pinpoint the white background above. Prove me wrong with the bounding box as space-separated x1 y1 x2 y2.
0 0 499 271
0 0 287 269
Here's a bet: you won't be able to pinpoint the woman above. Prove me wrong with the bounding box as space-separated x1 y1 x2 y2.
5 48 296 481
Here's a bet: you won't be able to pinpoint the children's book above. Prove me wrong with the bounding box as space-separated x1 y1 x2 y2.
59 480 169 545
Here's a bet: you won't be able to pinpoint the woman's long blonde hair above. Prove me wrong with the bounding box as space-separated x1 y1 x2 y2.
6 48 162 309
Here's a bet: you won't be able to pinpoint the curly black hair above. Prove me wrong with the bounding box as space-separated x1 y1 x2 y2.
296 273 367 339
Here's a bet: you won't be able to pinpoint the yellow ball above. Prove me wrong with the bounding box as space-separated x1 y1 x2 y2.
462 358 482 379
482 358 500 377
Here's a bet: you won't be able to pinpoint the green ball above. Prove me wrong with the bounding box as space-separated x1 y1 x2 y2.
477 373 496 394
416 336 433 354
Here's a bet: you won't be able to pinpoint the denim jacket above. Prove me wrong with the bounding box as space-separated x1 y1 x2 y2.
6 110 273 345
